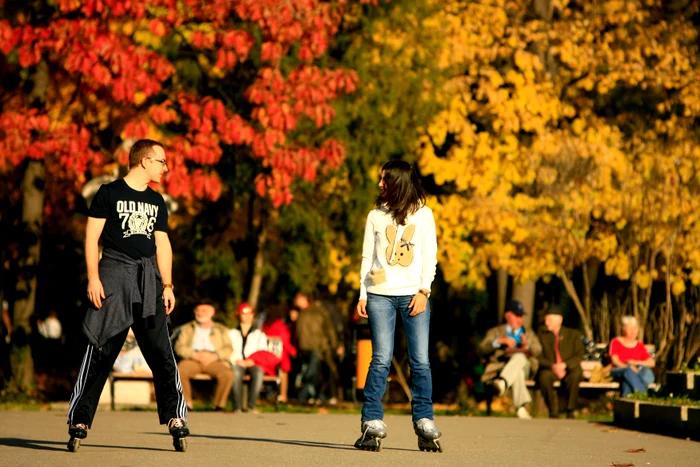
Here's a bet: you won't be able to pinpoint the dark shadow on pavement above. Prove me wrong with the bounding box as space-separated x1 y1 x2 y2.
146 432 416 452
0 438 66 452
0 437 173 453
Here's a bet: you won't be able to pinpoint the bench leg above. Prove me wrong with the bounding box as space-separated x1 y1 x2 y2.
274 372 282 412
530 387 544 416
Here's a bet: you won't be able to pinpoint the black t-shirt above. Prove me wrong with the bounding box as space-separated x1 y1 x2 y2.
89 179 168 259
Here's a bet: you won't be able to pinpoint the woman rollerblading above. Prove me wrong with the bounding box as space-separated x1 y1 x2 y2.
354 160 443 453
354 420 387 451
414 418 443 452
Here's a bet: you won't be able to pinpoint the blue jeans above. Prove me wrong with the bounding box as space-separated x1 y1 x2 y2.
362 293 433 422
611 366 655 397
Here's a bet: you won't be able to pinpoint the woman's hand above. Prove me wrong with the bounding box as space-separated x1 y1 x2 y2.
356 300 368 318
409 293 428 317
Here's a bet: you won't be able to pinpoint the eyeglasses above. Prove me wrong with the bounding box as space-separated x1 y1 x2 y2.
147 157 168 167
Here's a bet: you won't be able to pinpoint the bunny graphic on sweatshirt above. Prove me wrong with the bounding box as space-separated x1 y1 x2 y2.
385 224 415 266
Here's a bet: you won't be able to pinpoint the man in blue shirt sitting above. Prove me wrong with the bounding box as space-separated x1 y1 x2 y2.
478 300 542 419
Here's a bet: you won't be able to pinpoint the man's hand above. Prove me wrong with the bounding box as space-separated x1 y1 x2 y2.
553 362 567 380
408 293 428 317
499 337 518 349
356 300 368 318
163 288 176 315
520 334 528 347
195 351 218 366
87 278 106 309
337 345 345 357
236 359 255 368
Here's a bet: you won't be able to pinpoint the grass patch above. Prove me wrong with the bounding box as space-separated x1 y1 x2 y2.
0 381 47 410
0 401 46 410
624 393 700 406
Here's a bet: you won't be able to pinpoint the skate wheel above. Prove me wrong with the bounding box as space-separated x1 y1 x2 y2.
434 439 443 453
67 437 80 452
173 437 187 452
418 439 443 453
354 438 382 452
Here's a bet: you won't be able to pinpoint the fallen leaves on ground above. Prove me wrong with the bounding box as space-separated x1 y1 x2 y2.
611 463 635 467
624 448 646 453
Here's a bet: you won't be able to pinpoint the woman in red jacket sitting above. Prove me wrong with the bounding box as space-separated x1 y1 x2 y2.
262 303 298 403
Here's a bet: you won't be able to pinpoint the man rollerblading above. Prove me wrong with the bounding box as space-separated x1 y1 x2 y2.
354 420 387 452
414 418 443 452
168 418 190 452
66 140 188 452
67 424 88 452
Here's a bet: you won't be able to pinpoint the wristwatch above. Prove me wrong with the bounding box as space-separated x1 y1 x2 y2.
419 289 430 298
163 284 174 291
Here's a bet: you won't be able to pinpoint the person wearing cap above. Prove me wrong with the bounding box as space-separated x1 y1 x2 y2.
536 305 584 419
478 299 542 419
174 303 234 411
228 303 269 412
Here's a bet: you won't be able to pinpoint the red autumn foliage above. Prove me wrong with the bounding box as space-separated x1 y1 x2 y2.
0 0 372 208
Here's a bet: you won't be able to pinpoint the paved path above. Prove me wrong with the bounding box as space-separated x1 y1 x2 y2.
1 411 698 466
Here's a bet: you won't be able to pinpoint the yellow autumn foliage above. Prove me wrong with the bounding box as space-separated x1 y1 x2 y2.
417 0 700 300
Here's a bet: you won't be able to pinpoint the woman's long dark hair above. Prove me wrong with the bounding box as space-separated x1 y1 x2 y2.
376 160 426 225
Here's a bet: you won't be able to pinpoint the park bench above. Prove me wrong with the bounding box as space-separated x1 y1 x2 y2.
109 336 284 411
485 343 657 415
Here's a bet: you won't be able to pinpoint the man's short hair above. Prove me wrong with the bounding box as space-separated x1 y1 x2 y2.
195 302 217 312
129 139 164 167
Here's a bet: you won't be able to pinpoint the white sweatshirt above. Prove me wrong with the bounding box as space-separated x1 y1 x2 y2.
359 205 438 300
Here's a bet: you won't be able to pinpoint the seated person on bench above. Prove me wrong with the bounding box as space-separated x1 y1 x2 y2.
536 305 584 419
114 329 151 374
229 303 268 413
609 316 655 397
174 303 234 411
478 300 542 419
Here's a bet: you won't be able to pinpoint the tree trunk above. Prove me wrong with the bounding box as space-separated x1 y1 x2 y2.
246 222 267 310
8 57 50 392
561 271 593 340
531 0 553 20
496 268 508 324
582 260 592 321
639 249 657 342
11 160 45 391
674 295 687 371
512 280 536 330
